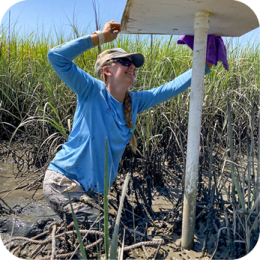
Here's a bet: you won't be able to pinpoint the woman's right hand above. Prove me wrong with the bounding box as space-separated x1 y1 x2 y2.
206 62 213 69
102 20 121 43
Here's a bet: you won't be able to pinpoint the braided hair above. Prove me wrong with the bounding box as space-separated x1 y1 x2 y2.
123 91 137 153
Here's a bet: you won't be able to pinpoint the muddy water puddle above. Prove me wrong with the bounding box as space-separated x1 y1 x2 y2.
0 160 60 241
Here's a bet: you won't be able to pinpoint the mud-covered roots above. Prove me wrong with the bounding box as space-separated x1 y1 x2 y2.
4 216 165 259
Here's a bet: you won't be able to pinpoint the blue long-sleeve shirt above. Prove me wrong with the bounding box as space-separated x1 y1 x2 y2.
47 35 211 194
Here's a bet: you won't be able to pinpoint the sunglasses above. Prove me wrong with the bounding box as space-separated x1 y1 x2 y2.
106 58 136 67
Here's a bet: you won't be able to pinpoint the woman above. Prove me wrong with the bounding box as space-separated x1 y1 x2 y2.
43 20 213 228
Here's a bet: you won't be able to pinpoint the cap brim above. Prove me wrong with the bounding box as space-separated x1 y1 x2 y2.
112 53 145 68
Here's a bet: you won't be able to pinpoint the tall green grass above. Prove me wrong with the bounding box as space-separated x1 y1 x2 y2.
1 22 258 143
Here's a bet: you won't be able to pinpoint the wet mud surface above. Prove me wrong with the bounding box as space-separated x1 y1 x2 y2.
0 142 259 260
0 160 220 260
0 161 60 242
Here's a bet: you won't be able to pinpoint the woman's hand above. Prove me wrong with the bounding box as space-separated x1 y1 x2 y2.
206 62 213 69
102 20 121 43
91 20 120 47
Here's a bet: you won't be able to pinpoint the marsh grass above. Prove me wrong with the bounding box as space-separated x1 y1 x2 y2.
0 20 259 258
67 191 87 259
104 139 109 260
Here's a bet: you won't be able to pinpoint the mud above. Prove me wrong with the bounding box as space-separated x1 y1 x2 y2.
0 160 60 242
0 142 259 260
0 158 217 260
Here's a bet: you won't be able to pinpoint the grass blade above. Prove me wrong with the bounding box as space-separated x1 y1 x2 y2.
104 138 109 260
110 173 131 260
67 192 87 259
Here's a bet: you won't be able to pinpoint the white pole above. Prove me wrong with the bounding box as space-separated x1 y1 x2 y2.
181 11 210 250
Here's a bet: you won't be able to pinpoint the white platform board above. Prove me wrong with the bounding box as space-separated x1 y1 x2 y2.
120 0 259 36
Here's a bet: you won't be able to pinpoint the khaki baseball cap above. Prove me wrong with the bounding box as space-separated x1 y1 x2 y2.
94 48 145 76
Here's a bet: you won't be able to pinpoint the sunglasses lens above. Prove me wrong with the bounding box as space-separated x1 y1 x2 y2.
122 58 132 66
117 58 134 67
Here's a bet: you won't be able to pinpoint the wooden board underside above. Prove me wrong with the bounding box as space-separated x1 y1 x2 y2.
121 0 259 36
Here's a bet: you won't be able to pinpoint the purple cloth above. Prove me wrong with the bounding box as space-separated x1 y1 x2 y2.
177 35 229 71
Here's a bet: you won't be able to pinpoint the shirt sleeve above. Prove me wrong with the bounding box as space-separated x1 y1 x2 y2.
136 64 211 114
47 35 103 100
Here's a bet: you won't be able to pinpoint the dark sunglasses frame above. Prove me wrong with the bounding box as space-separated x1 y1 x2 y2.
105 57 136 67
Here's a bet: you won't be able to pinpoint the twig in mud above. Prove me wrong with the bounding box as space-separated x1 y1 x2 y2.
202 186 215 256
69 215 103 260
0 197 15 214
31 243 46 258
27 175 44 191
8 214 17 252
1 168 42 199
210 227 245 260
50 224 57 260
196 206 206 220
142 244 149 259
224 206 233 258
152 239 162 260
